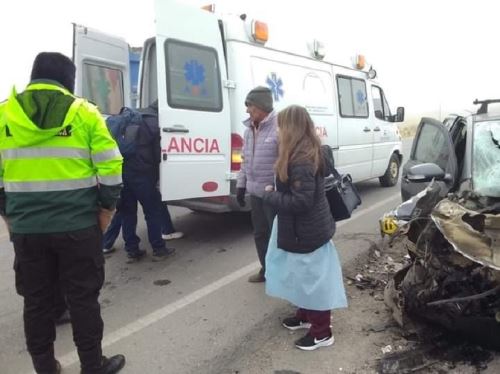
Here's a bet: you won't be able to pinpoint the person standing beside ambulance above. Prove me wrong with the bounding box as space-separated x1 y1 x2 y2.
236 86 278 283
118 100 177 262
263 105 347 351
0 52 125 374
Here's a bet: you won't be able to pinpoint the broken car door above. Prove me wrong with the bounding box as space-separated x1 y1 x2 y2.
401 118 458 201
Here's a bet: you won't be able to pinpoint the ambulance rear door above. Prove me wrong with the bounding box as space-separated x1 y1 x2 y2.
73 24 131 115
155 0 231 201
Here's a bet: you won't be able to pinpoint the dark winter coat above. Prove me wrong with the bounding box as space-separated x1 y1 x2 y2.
263 161 335 253
122 109 161 182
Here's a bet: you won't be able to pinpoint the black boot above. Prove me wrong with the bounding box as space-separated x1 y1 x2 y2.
31 351 61 374
100 355 125 374
81 355 126 374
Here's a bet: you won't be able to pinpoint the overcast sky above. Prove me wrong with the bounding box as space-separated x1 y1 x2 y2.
1 0 498 120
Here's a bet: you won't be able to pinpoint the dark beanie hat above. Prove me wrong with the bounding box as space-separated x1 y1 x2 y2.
245 86 273 113
30 52 76 93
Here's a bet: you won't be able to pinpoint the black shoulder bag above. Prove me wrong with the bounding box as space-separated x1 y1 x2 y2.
321 145 362 221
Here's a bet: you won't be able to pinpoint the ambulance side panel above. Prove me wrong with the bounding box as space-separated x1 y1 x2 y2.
225 41 338 165
226 40 386 183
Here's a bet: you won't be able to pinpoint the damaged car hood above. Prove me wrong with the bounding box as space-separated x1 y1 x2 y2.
432 199 500 270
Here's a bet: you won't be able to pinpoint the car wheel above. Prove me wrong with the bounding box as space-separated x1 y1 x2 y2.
379 153 400 187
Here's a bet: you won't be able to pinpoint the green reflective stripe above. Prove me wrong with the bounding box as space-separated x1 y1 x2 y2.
92 148 121 163
98 174 122 185
2 147 90 160
4 176 97 192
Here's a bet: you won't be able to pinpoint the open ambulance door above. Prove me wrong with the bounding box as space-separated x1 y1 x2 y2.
154 0 231 201
73 24 131 115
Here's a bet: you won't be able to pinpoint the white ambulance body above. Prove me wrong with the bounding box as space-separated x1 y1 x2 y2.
74 0 404 213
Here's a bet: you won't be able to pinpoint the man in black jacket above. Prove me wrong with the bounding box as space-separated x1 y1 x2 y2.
119 101 175 261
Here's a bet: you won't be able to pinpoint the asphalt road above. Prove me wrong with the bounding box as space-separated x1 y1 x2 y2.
0 139 413 374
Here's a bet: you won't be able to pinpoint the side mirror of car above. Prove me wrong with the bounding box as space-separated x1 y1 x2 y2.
395 107 405 122
407 163 452 183
375 109 384 120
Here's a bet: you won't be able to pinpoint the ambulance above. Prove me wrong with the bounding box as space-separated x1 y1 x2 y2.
74 0 405 213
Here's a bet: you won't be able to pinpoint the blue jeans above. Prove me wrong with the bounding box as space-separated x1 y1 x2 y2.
121 175 166 253
102 210 123 249
161 203 175 235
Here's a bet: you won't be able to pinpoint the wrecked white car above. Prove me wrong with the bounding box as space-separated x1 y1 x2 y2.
381 100 500 350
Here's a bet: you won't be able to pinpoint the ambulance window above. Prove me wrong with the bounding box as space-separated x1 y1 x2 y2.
382 93 391 118
82 63 124 115
165 40 222 112
337 76 368 118
372 85 392 121
372 86 384 119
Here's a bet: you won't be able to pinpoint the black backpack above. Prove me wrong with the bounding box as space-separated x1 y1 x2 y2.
106 107 145 159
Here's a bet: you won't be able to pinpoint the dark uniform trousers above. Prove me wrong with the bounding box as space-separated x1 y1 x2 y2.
12 225 105 373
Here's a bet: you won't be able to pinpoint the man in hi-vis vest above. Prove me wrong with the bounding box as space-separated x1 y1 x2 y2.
0 52 125 374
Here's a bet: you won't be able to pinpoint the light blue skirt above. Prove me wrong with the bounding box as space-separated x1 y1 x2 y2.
265 218 348 311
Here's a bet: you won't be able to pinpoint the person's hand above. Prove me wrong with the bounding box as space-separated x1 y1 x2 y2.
236 187 246 207
98 208 115 232
265 185 274 192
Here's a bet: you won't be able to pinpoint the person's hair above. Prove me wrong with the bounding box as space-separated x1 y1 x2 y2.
275 105 323 182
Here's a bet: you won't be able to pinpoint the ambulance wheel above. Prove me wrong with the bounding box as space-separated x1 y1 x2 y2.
379 153 400 187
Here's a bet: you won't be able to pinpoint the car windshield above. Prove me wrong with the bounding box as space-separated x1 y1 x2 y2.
472 120 500 197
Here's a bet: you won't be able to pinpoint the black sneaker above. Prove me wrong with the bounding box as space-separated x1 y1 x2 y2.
294 333 334 351
152 247 176 262
126 249 146 263
282 316 312 331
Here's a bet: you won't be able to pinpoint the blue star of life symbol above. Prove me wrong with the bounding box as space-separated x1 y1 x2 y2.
266 72 284 101
355 89 366 104
184 60 205 85
184 59 207 96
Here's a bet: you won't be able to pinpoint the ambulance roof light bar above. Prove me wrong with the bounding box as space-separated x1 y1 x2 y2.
355 54 366 70
251 20 268 44
201 4 215 12
353 54 377 79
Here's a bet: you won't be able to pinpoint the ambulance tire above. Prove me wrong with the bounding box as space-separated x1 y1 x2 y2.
379 153 400 187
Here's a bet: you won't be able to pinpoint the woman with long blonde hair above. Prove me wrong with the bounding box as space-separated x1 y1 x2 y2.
263 105 347 351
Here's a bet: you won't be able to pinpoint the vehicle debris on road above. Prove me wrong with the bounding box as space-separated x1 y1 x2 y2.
380 183 500 350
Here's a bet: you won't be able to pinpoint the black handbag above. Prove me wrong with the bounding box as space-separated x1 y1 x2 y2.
321 145 362 221
324 172 361 221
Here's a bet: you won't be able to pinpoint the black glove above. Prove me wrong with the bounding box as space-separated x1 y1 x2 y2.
236 188 246 207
